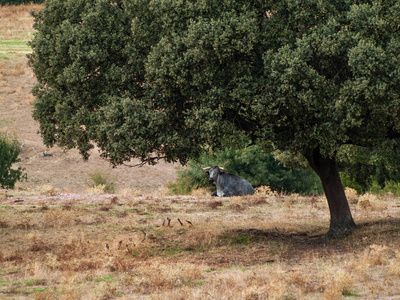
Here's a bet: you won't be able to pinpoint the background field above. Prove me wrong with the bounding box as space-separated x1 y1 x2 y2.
0 4 177 193
0 4 400 300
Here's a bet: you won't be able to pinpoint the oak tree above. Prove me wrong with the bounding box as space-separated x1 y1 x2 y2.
29 0 400 238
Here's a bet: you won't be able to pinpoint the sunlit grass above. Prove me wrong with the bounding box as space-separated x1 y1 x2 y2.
0 188 399 299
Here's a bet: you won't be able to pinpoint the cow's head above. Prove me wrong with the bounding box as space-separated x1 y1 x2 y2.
200 165 225 184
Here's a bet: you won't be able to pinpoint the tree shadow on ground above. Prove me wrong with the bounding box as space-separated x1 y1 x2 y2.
193 219 400 267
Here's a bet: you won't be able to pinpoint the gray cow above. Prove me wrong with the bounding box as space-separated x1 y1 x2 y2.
201 165 254 197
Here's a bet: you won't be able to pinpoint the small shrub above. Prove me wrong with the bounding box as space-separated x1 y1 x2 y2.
369 180 400 196
0 133 26 189
86 170 116 194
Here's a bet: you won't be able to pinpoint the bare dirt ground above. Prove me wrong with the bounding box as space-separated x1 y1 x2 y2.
0 5 177 193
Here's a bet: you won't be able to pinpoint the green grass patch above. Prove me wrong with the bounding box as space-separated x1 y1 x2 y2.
0 52 16 59
231 235 251 245
25 279 45 286
0 40 31 50
162 247 185 255
156 230 166 237
93 274 118 283
343 290 359 298
221 234 252 246
194 280 205 286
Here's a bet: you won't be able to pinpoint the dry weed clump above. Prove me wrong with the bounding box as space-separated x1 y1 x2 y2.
34 289 57 300
85 184 107 194
358 193 388 214
322 268 355 300
287 270 318 294
184 228 222 250
360 244 392 266
35 184 62 196
134 262 203 294
345 187 358 204
194 267 288 300
120 187 143 197
242 286 268 300
41 209 75 228
28 234 51 252
254 185 278 197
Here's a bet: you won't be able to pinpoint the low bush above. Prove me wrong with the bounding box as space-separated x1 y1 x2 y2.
86 170 116 194
0 133 26 189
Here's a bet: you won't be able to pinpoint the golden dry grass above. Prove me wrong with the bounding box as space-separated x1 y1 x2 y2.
0 189 399 299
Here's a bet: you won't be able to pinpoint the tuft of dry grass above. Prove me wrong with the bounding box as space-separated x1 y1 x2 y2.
345 187 359 204
35 184 62 196
322 268 355 300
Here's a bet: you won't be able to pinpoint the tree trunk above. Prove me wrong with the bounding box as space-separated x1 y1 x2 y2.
305 149 357 238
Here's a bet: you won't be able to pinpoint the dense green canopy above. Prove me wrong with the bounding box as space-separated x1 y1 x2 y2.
29 0 400 237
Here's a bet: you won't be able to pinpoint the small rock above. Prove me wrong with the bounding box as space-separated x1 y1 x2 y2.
39 151 53 157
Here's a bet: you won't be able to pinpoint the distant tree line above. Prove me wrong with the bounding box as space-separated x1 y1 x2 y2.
0 0 44 5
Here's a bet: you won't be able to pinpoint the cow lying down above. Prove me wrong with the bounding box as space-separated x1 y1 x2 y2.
201 165 254 197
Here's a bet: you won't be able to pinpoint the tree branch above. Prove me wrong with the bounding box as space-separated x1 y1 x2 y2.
122 156 168 167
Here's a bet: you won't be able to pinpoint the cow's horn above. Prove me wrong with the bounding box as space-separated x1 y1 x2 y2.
219 162 228 170
200 165 211 171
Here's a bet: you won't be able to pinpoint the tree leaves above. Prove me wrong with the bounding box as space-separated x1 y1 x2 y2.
29 0 400 169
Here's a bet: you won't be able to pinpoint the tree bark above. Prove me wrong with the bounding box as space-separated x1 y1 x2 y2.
305 149 357 238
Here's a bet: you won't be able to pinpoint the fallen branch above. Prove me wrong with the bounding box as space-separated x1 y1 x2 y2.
140 230 146 242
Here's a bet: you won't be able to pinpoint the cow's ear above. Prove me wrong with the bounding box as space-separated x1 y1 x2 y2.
205 171 209 176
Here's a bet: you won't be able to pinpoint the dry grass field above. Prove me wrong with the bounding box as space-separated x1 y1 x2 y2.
0 188 400 299
1 4 400 300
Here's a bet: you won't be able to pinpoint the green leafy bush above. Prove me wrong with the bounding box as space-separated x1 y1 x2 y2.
86 170 116 194
0 133 26 189
368 180 400 196
169 145 323 195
